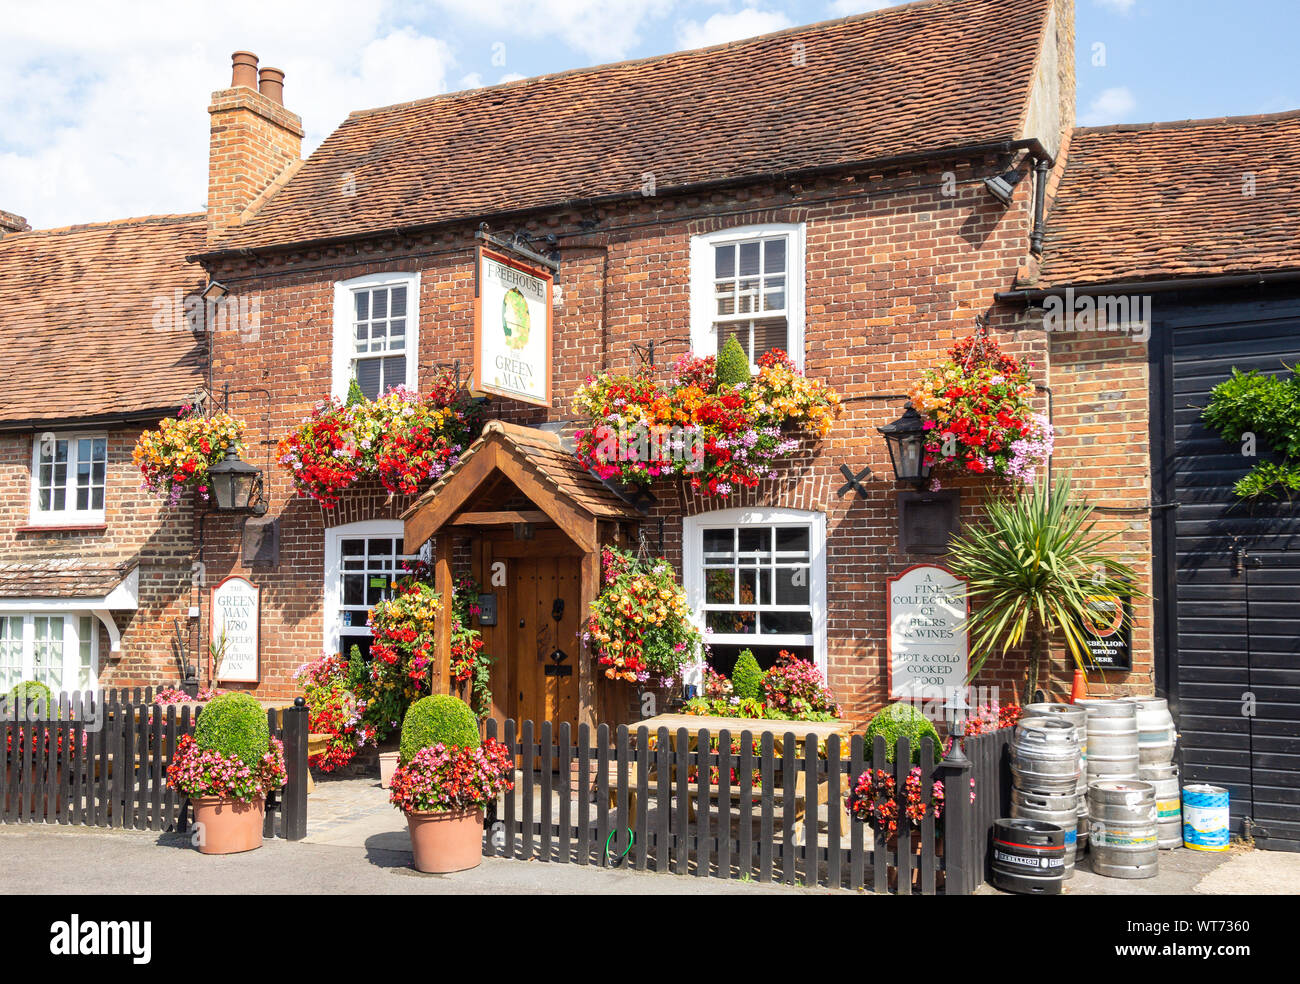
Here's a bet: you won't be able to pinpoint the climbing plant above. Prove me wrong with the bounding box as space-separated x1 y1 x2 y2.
1202 364 1300 499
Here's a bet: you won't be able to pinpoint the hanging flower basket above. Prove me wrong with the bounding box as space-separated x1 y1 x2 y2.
573 348 841 498
276 368 482 507
133 406 246 506
583 546 703 684
908 327 1052 484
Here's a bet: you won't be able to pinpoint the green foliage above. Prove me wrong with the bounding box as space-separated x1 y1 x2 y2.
1202 365 1300 499
730 649 764 700
194 692 270 767
863 703 943 764
345 376 366 407
714 335 751 387
400 694 481 762
7 680 54 710
946 473 1142 702
345 645 368 693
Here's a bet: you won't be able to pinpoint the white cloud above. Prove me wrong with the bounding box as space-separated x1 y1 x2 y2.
1080 86 1138 125
1095 0 1137 13
827 0 904 15
0 1 455 228
421 0 676 62
675 8 794 49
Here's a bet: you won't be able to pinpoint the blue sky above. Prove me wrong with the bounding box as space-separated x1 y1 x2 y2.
2 0 1296 227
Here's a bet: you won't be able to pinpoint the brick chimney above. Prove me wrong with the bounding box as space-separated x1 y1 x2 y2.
0 210 31 238
206 51 303 243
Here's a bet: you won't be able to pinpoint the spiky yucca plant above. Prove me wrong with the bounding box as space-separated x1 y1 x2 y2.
947 474 1142 704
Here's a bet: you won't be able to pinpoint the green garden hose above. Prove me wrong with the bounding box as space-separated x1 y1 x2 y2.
604 827 634 865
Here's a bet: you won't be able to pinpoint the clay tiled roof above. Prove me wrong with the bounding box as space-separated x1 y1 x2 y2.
211 0 1051 254
0 214 207 426
405 420 641 523
1038 111 1300 287
0 561 136 599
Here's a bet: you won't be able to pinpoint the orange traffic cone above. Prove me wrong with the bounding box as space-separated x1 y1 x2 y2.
1070 669 1088 703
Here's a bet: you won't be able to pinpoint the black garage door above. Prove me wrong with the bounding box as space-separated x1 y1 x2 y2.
1152 290 1300 852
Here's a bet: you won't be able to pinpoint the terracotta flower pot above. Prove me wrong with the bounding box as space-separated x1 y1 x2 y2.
191 795 265 855
406 807 484 873
379 751 400 789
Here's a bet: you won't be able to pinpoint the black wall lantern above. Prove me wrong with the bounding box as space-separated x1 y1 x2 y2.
208 441 268 515
877 402 932 488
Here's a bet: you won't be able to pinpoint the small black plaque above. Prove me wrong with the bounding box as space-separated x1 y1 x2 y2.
242 518 279 567
477 593 498 626
898 490 961 555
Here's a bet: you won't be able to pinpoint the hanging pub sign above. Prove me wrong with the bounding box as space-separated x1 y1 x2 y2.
887 564 969 700
211 575 260 683
472 246 553 406
1077 587 1133 671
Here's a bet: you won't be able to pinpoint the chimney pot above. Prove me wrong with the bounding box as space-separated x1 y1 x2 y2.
258 67 285 105
231 51 259 90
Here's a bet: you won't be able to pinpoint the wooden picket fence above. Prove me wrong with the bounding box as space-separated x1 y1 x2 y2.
1 689 308 840
482 719 1005 894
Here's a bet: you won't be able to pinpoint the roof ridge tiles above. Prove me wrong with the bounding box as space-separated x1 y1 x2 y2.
1 212 204 244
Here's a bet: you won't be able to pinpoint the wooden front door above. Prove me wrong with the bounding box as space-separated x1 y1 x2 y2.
509 554 582 731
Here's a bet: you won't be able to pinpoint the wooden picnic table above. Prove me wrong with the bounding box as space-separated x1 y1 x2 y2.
635 713 852 752
610 714 855 834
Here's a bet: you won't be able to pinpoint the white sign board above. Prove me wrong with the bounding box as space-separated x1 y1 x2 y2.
887 564 969 700
211 576 260 683
472 247 553 406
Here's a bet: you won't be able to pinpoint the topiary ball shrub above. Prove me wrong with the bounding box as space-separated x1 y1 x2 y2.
7 680 54 711
731 649 764 701
400 694 481 762
714 336 751 388
863 702 943 764
195 692 270 768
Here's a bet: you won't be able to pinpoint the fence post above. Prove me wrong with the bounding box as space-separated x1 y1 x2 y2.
938 724 973 895
280 697 309 841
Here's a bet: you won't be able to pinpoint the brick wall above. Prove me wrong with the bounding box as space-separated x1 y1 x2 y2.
192 152 1151 720
0 427 198 688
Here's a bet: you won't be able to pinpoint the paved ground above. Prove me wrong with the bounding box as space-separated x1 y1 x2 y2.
2 775 1295 895
0 825 822 895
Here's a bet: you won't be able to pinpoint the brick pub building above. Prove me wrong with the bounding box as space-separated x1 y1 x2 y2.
1 0 1296 845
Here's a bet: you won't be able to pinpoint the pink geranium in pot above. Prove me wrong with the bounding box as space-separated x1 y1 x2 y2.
388 694 513 873
166 692 286 855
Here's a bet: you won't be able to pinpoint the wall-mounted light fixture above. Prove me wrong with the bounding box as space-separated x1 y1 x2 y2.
208 441 267 515
200 280 229 302
877 402 932 488
983 166 1026 207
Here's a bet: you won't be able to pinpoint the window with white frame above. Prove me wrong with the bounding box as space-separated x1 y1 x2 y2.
331 272 420 401
690 224 805 369
323 521 418 661
683 508 826 676
0 613 98 693
30 433 107 524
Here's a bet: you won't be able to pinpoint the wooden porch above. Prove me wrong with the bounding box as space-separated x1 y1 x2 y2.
401 421 647 731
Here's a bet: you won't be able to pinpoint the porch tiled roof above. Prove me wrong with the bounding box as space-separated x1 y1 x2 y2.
209 0 1051 253
406 420 639 522
1038 111 1300 287
0 561 137 600
0 214 207 426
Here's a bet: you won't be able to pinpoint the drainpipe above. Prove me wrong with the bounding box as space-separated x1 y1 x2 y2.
1030 156 1050 257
